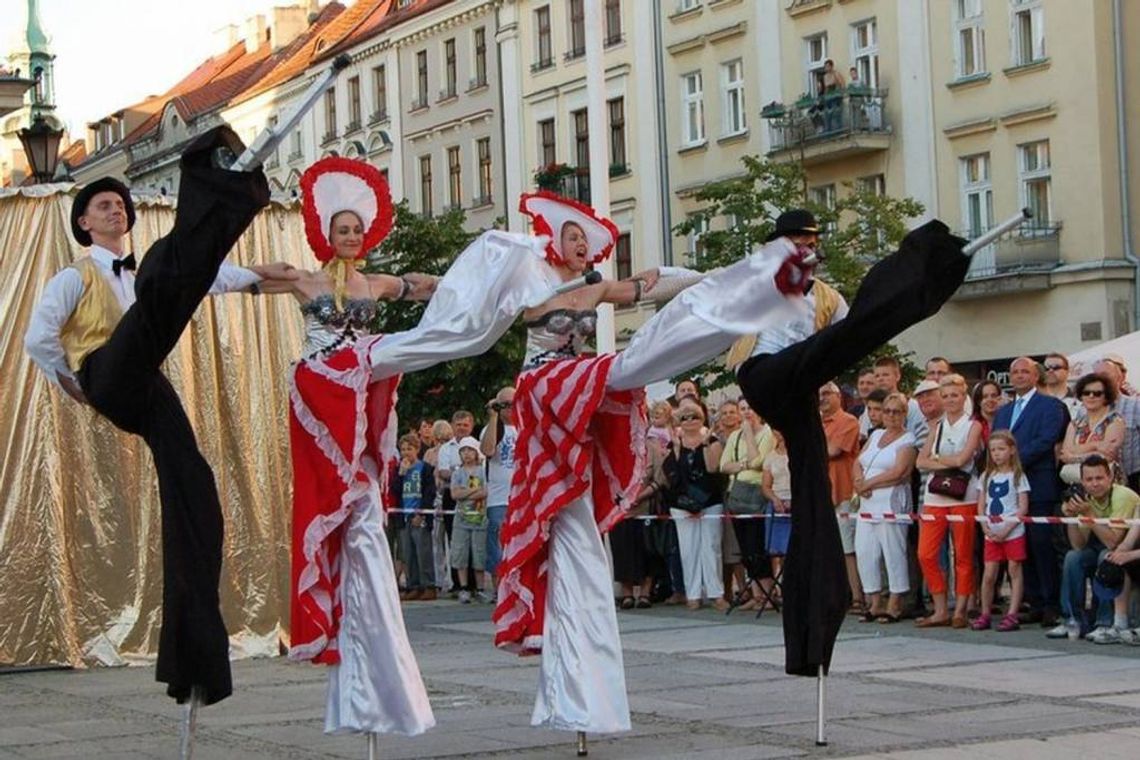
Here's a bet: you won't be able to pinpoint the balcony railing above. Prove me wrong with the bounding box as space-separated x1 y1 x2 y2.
531 57 555 73
468 75 488 91
605 33 625 48
409 95 428 112
438 86 457 102
471 193 493 208
368 108 389 125
565 47 585 62
344 119 362 135
561 170 591 204
320 130 338 146
763 87 891 164
963 221 1062 281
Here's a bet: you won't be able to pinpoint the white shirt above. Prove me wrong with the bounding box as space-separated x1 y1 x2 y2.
481 422 518 506
751 283 849 357
24 244 261 387
435 438 462 482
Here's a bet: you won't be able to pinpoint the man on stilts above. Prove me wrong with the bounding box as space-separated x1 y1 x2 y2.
24 126 290 706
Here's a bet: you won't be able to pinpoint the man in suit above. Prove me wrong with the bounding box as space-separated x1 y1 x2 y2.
992 356 1070 625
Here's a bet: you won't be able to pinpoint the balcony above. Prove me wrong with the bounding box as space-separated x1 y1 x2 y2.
320 130 338 146
344 119 362 135
368 108 389 125
785 0 831 17
763 87 891 166
955 222 1062 299
561 169 591 204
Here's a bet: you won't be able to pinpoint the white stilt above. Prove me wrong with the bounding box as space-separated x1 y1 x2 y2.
178 686 202 760
815 665 827 747
961 208 1032 257
576 731 588 756
367 732 380 760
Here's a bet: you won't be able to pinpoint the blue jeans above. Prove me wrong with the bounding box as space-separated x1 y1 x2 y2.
1060 539 1112 630
485 504 507 577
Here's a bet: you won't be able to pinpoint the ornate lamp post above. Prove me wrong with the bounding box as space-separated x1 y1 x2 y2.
17 114 63 183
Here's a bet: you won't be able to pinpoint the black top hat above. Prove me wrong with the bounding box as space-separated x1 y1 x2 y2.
765 209 820 243
71 177 135 247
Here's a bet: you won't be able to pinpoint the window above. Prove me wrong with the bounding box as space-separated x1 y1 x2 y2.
323 88 337 140
569 0 586 58
573 108 589 168
851 18 878 88
473 27 487 87
447 146 462 208
608 98 626 172
679 0 699 10
372 65 388 121
1010 0 1045 66
267 115 279 166
960 153 993 238
681 71 705 146
347 76 361 128
415 50 428 108
419 155 433 216
857 174 885 196
535 6 553 68
615 233 632 280
605 0 622 45
290 128 302 158
443 38 457 98
686 214 708 263
539 118 556 165
1019 140 1052 226
805 33 828 94
809 184 837 231
721 59 746 136
954 0 986 78
477 137 493 202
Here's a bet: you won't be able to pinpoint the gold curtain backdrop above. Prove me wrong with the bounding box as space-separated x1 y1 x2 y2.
0 186 310 668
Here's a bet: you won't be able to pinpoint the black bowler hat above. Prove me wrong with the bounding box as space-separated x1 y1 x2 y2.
71 177 135 247
765 208 820 242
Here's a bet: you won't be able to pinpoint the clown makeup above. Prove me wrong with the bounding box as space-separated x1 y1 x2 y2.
559 221 589 272
330 210 365 260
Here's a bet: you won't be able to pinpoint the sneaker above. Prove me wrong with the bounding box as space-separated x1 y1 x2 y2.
476 590 495 604
1087 626 1122 645
1118 627 1138 645
1045 623 1071 639
458 590 472 604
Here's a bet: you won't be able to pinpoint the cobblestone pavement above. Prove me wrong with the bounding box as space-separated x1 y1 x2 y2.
2 601 1139 759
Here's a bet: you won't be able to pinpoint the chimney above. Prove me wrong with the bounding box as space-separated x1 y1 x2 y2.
243 13 267 55
269 5 309 51
213 23 239 55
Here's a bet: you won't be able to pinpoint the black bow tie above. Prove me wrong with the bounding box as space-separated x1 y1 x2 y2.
112 254 137 276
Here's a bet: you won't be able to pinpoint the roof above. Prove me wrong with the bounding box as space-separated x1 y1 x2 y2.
59 139 87 166
318 0 455 61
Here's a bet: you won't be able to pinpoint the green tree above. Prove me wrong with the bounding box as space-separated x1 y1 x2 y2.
672 156 924 390
364 201 525 429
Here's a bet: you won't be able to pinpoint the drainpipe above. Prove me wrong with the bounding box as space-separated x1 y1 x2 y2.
1113 0 1138 328
652 0 673 265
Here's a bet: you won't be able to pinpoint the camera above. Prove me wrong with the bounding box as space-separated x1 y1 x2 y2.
490 400 510 412
1063 483 1087 503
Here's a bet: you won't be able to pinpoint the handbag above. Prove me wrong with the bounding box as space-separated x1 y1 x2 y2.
926 421 971 500
725 433 766 515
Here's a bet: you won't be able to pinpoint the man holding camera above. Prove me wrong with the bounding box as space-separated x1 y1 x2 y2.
481 387 518 589
1046 454 1139 640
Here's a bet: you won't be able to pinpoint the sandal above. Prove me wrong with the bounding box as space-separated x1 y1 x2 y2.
970 614 992 631
876 613 901 624
914 616 951 629
619 596 635 610
996 613 1020 632
859 610 879 623
636 596 652 609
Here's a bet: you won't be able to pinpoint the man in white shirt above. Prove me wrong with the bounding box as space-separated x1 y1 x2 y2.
436 409 475 594
23 127 293 708
480 387 518 595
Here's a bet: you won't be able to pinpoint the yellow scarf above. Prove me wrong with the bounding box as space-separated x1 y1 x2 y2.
323 258 363 311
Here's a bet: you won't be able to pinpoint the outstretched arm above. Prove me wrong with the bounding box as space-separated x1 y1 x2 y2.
365 272 439 301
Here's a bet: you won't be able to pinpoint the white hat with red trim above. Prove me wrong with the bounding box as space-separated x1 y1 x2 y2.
518 190 619 266
300 156 394 263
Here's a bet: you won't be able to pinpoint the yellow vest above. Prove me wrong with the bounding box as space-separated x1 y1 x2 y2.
59 258 123 372
724 279 842 370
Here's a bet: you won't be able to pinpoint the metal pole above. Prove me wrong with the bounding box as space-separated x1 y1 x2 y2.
961 208 1032 257
178 686 202 759
815 665 827 747
230 54 351 172
584 0 615 353
576 730 588 756
367 732 380 760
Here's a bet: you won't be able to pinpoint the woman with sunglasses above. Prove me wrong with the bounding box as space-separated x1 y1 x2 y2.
1060 373 1125 478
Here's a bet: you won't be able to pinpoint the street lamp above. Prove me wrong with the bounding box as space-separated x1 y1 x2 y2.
17 114 64 183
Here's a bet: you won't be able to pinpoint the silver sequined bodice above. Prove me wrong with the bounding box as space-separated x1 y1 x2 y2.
522 308 598 369
300 294 380 358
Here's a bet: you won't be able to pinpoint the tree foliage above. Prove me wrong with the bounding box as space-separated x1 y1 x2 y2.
363 201 525 428
672 156 924 390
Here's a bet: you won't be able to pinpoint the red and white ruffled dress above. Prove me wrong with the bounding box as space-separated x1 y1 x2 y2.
288 294 434 736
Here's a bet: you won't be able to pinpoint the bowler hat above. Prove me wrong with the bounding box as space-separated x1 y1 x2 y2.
765 209 820 242
71 177 135 247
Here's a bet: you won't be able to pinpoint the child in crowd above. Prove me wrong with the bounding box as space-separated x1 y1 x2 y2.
396 433 438 601
449 437 490 603
972 431 1030 632
761 431 792 586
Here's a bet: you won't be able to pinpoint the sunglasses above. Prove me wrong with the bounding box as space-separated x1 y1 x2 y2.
1044 363 1066 371
882 408 905 415
1081 389 1105 398
678 413 702 422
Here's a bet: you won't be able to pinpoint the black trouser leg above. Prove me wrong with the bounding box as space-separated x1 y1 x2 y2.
1026 499 1060 615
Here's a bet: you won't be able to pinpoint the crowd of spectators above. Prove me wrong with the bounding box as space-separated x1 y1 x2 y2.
387 353 1140 647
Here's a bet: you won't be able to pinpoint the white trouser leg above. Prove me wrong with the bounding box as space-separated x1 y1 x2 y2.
854 520 884 595
880 522 912 595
